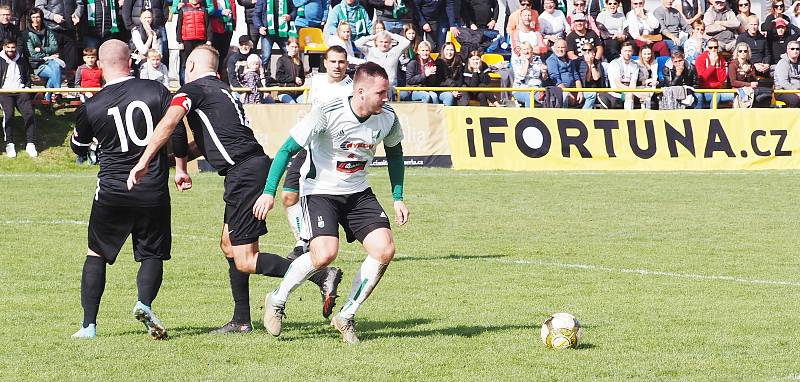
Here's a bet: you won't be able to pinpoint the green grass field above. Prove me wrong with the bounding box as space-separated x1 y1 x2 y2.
3 152 800 380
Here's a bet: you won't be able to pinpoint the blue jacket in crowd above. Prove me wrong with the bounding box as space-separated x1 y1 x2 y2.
293 0 327 27
546 54 580 87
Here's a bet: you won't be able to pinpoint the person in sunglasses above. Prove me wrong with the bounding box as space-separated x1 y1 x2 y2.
567 0 601 36
728 42 772 107
774 40 800 107
734 0 753 34
507 0 540 35
762 0 791 32
596 0 627 60
702 0 738 52
694 37 734 107
565 12 603 60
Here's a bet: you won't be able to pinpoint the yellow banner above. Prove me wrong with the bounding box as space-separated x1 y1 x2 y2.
245 103 451 167
445 107 800 171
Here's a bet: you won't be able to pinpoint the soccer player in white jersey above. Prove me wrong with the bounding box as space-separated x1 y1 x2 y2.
282 45 354 260
253 62 409 344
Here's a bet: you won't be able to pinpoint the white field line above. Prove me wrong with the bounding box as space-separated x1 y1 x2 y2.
4 219 800 287
499 258 800 287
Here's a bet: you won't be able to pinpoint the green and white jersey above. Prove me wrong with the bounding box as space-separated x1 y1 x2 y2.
308 74 354 106
290 96 403 196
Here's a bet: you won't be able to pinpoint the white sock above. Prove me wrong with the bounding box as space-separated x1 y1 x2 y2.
271 253 317 305
286 203 303 242
338 256 388 320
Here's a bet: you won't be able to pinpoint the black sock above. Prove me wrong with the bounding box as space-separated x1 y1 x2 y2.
227 258 251 324
254 252 290 278
136 259 163 307
81 256 107 327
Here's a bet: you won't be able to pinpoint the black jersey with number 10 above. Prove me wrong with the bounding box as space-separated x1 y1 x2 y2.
72 77 172 207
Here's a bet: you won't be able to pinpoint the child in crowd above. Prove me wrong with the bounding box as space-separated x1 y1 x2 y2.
74 48 102 101
73 48 102 165
239 54 274 104
139 49 170 86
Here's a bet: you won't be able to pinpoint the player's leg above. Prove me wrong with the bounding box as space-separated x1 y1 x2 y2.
73 203 130 338
263 194 343 336
130 204 171 340
211 224 254 334
282 149 307 259
330 189 395 344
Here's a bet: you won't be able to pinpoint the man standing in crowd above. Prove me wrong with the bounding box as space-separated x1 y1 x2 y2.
36 0 83 70
256 62 409 345
254 0 296 68
121 0 169 65
128 45 343 334
237 0 260 54
81 0 124 49
0 39 37 158
326 0 371 41
775 40 800 107
366 0 415 34
70 40 172 339
207 0 236 76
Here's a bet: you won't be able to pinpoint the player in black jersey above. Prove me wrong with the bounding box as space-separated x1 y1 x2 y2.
70 40 172 340
128 45 343 334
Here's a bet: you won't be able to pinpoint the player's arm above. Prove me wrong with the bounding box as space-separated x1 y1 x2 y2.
252 136 303 220
70 105 93 157
127 105 188 189
384 114 408 225
253 105 324 220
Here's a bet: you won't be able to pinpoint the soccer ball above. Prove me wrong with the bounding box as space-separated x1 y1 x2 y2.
540 313 583 349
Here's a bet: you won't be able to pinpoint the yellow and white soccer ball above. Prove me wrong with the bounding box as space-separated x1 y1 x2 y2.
540 312 583 349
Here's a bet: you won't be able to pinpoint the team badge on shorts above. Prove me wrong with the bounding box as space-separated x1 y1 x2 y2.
317 216 325 228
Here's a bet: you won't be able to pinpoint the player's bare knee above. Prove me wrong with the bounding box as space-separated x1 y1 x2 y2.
282 191 299 207
233 257 256 273
220 240 233 257
374 243 395 263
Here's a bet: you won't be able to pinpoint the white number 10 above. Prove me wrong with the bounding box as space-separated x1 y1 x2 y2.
108 101 154 152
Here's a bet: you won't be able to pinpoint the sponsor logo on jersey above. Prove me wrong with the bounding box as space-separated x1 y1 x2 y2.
336 161 367 173
339 141 374 150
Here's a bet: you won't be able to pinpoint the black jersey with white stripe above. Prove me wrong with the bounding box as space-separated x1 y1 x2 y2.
170 73 265 175
71 77 171 207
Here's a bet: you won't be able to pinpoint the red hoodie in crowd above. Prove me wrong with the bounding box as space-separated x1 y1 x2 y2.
694 50 729 89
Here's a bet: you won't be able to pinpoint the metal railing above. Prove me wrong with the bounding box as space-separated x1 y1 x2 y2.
1 85 798 110
395 86 800 109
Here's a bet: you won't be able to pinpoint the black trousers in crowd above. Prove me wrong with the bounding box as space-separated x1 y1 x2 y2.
54 28 80 71
0 93 37 145
776 93 800 108
211 31 234 80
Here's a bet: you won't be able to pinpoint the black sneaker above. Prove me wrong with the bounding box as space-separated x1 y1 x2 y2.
286 245 305 261
309 267 343 319
210 320 253 334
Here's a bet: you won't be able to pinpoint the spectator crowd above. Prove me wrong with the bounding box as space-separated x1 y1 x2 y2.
3 0 800 158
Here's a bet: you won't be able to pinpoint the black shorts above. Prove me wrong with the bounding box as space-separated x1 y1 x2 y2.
282 149 307 193
301 188 391 243
224 155 271 246
88 201 171 265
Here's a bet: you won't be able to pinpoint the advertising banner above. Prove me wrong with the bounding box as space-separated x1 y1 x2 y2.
445 107 800 171
244 103 451 167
